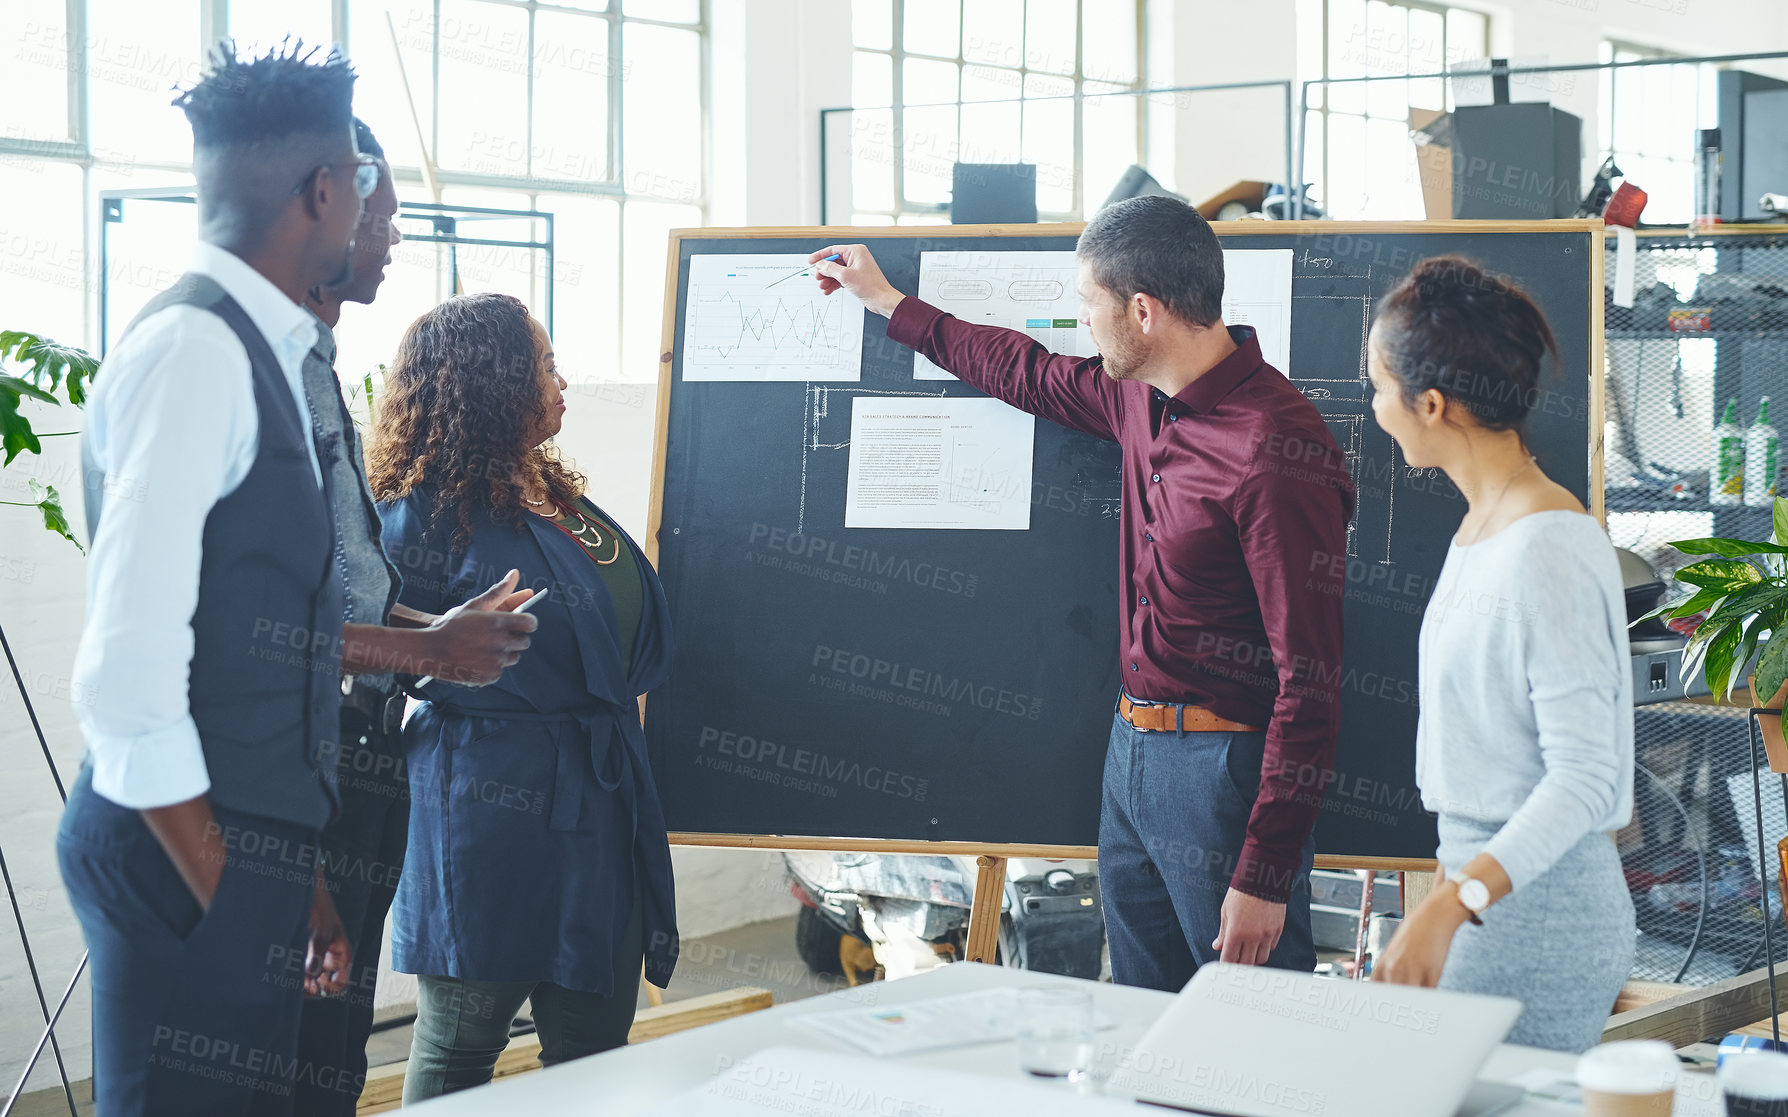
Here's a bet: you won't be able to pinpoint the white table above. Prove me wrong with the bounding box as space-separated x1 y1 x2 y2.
407 964 1724 1115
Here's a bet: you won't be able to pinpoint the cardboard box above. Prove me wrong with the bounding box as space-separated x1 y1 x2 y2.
1409 108 1453 221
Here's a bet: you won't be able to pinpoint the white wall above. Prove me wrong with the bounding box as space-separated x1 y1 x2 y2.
0 429 97 1096
1161 0 1301 208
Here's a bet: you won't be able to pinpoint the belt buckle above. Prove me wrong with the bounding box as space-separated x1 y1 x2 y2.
1125 692 1153 733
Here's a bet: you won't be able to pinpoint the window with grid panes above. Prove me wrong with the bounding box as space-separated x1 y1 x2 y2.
848 0 1143 225
1597 41 1719 226
1296 0 1488 219
0 0 707 391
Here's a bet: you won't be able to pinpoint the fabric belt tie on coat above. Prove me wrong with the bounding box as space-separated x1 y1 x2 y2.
435 703 638 832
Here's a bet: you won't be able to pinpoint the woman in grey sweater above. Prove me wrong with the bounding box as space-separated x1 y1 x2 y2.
1370 256 1634 1053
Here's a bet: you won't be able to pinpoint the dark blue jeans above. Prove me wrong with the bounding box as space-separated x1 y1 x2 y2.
294 706 411 1116
57 767 319 1116
1099 712 1316 992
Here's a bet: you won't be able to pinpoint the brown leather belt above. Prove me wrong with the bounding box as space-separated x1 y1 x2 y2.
1118 692 1264 734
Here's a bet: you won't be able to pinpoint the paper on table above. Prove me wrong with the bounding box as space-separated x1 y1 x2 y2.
912 251 1092 381
784 987 1113 1057
642 1045 1139 1116
1221 248 1293 373
844 397 1034 530
681 254 865 382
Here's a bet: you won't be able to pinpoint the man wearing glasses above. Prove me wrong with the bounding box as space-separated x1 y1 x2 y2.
58 44 531 1114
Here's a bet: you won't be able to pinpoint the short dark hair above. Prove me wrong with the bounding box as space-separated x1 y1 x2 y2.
1076 196 1224 327
353 117 384 160
1372 255 1559 432
173 39 356 149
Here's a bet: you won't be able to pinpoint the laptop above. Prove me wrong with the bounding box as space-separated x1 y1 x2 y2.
1105 964 1525 1117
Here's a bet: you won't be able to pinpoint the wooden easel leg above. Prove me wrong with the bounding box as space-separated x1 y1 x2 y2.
642 960 664 1007
963 855 1008 964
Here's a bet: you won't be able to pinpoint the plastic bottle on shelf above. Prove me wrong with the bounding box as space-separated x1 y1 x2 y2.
1713 398 1744 506
1747 397 1779 507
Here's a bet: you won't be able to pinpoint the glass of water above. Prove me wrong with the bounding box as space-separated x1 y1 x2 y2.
1016 985 1095 1083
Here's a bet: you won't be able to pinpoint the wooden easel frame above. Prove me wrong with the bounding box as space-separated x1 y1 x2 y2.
644 220 1606 962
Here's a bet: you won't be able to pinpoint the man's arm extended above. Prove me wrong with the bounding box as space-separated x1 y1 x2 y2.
809 244 1120 441
340 571 537 684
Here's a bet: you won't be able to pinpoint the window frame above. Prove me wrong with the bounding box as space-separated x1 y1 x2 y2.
1299 0 1490 220
0 0 711 373
849 0 1146 224
1597 39 1718 226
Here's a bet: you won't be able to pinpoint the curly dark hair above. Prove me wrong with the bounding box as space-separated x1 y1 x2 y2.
367 293 586 548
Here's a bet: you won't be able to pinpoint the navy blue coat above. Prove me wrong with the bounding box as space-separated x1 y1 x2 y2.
379 489 678 992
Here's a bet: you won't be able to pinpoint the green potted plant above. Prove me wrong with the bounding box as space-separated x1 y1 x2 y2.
1639 496 1788 768
1 329 96 550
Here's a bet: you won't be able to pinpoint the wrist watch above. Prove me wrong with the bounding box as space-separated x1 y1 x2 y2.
1448 872 1490 926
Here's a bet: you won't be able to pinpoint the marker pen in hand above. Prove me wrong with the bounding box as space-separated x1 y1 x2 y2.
413 586 549 689
767 253 842 289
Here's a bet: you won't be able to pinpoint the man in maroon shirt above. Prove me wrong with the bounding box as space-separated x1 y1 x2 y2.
809 197 1354 987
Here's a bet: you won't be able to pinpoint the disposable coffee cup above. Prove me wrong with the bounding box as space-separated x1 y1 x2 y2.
1721 1050 1788 1115
1577 1040 1678 1117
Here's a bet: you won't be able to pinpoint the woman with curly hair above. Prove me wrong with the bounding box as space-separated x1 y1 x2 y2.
367 293 677 1099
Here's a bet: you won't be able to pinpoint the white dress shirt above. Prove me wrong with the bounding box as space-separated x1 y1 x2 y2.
72 242 322 809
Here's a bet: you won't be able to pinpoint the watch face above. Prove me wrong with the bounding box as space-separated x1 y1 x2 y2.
1459 878 1491 912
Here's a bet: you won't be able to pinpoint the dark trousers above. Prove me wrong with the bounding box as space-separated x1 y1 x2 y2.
401 893 643 1103
57 767 319 1116
1098 712 1316 992
293 706 410 1116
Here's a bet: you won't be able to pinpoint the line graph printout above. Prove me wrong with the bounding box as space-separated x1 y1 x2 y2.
845 397 1035 530
683 254 865 382
912 251 1092 381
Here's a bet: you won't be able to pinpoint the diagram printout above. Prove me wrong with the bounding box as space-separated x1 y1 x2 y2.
911 248 1295 380
682 254 864 381
844 397 1035 530
912 251 1091 381
1221 248 1293 373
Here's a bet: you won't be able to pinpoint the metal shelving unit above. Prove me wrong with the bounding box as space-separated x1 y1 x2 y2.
1612 228 1788 989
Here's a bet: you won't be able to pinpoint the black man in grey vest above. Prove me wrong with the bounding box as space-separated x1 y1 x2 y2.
59 48 536 1116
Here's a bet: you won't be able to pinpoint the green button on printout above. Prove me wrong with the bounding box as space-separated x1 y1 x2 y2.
1051 319 1077 328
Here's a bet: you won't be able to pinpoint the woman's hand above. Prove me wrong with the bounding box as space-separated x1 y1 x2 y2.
1372 885 1472 988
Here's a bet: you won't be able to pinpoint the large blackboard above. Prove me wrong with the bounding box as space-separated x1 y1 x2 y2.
644 222 1600 862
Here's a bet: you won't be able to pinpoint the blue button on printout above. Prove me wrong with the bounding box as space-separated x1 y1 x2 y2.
1026 319 1051 327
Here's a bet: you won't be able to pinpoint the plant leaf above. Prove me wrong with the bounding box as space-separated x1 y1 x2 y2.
1634 585 1723 626
1734 613 1774 700
1683 613 1740 686
0 330 98 405
1675 559 1766 590
1705 620 1746 700
1710 583 1788 626
25 481 82 553
1670 536 1788 557
1776 498 1788 548
0 377 50 465
1757 627 1788 707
